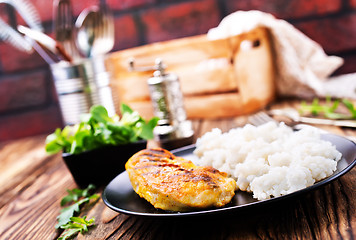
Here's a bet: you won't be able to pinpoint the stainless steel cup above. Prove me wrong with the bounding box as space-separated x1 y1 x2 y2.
50 56 116 125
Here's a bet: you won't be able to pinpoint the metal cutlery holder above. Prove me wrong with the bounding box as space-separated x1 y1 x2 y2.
50 56 116 125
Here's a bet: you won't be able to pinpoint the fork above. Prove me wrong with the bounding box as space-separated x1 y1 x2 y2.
248 111 277 126
248 110 322 130
54 0 80 60
248 111 356 143
270 108 356 128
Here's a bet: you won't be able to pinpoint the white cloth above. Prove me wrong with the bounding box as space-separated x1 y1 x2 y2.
207 10 355 99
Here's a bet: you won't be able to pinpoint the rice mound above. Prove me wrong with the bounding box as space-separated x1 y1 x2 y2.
193 122 342 200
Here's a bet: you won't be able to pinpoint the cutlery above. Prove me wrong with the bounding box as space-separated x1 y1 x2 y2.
0 0 57 64
75 6 100 58
248 110 318 131
75 3 114 58
94 2 114 55
54 0 81 60
249 110 356 143
17 25 73 62
248 111 277 126
0 24 56 64
30 40 57 64
269 108 356 128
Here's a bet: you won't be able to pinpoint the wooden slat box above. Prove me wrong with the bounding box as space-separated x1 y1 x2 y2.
106 27 275 119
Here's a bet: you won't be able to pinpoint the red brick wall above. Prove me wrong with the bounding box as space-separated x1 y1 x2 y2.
0 0 355 141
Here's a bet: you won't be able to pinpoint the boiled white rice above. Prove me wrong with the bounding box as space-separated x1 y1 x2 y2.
193 122 342 200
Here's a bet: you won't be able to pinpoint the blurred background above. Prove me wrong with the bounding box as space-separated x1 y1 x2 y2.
0 0 355 142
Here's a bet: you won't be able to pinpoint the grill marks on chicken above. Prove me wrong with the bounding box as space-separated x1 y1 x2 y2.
125 148 236 212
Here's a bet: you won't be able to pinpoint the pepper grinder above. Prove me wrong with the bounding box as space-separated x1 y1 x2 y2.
129 58 194 150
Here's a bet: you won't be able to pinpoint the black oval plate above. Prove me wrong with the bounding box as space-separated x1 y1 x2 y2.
102 134 356 217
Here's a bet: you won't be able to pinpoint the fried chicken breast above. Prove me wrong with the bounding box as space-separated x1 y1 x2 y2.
125 148 236 212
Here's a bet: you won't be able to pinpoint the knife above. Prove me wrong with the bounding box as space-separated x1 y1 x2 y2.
17 25 72 62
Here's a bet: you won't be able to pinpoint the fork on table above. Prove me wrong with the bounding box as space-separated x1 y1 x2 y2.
248 110 356 143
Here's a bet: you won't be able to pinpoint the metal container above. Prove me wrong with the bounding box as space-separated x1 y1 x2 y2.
50 56 116 125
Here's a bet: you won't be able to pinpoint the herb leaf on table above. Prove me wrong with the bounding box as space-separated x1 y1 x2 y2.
60 184 95 206
56 185 99 240
56 198 88 228
56 184 99 229
58 216 95 240
300 97 356 120
342 99 356 118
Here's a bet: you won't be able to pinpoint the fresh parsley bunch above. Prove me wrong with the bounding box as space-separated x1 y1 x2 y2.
45 104 159 155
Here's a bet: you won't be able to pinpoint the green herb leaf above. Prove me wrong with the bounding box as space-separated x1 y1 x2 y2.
45 103 158 155
58 216 95 240
120 103 134 114
90 105 112 123
45 129 66 154
56 186 98 240
56 198 88 228
56 185 98 229
81 184 95 197
342 99 356 118
60 184 95 206
299 97 356 120
139 117 160 140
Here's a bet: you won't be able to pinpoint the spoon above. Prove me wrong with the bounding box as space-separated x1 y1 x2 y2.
75 5 114 58
95 2 114 56
75 6 99 58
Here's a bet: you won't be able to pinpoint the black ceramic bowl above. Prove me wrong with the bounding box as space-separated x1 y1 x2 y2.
62 141 147 188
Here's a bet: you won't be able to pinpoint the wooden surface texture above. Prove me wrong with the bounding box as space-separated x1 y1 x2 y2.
0 100 355 240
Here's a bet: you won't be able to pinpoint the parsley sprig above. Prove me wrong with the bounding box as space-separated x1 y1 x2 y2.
300 97 356 120
56 184 99 240
58 216 95 240
45 104 159 155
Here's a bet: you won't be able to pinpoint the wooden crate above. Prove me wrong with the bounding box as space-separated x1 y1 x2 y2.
106 27 275 119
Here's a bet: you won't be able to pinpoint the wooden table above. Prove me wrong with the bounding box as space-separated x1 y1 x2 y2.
1 100 355 240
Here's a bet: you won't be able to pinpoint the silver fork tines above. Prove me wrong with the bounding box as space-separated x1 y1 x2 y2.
270 108 356 128
248 111 277 126
55 0 80 59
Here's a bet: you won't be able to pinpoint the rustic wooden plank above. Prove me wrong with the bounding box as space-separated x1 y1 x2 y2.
0 135 58 208
1 100 355 240
2 161 355 240
0 154 76 240
0 154 61 209
247 180 350 239
75 199 124 240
